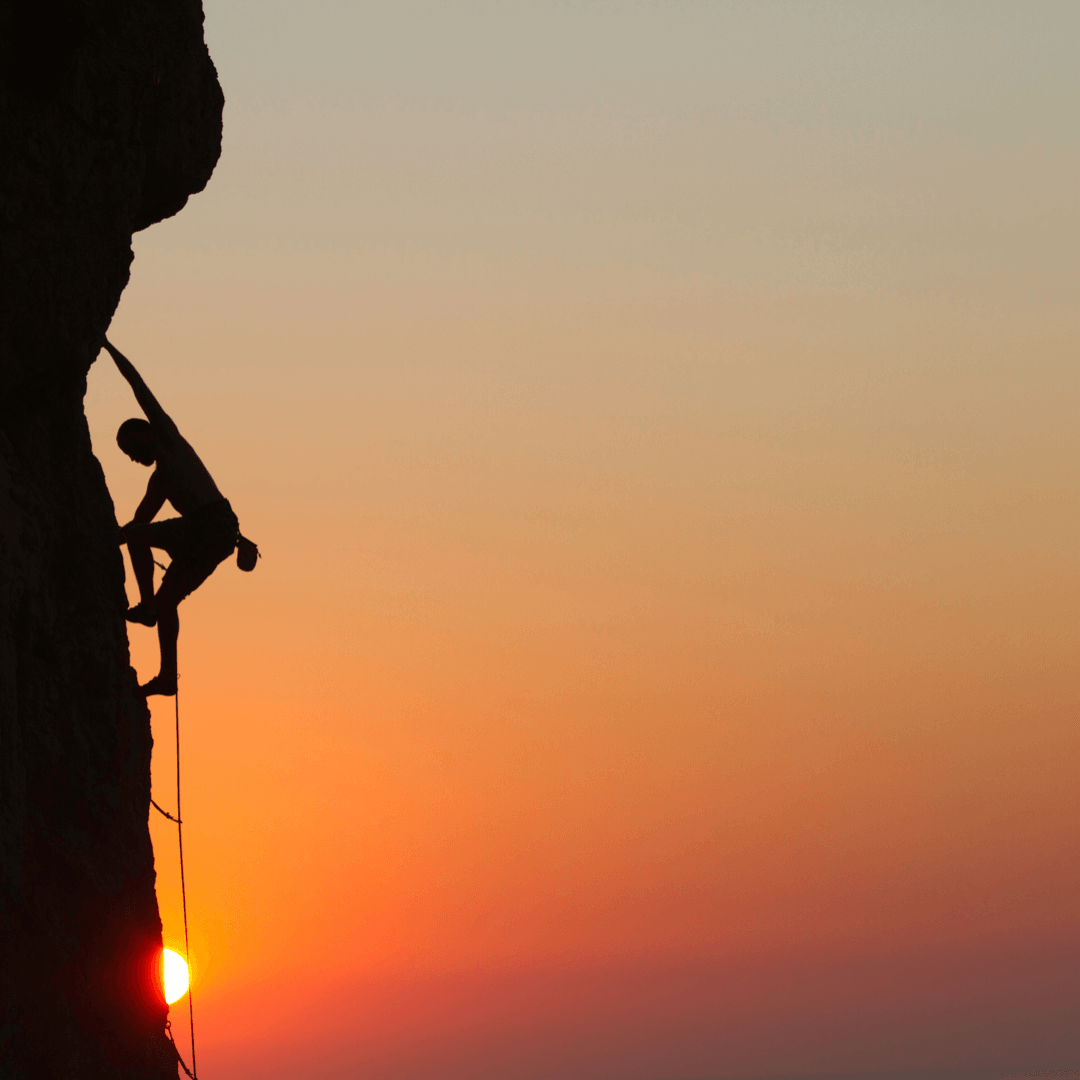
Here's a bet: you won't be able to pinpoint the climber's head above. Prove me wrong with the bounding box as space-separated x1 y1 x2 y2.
117 418 155 465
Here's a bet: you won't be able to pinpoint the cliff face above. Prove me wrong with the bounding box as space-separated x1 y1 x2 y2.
0 2 222 1075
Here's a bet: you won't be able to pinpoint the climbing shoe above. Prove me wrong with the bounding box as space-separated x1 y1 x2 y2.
140 674 177 697
126 603 157 627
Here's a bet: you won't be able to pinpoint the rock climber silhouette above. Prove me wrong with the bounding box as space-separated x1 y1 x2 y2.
104 338 249 697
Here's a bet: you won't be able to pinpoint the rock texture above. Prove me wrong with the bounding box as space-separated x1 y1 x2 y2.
0 1 222 1075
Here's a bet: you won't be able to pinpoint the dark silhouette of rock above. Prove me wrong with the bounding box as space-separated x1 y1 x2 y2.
0 1 223 1074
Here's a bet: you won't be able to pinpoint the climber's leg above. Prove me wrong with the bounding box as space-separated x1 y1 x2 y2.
137 508 236 697
141 605 179 697
141 575 183 697
121 518 188 628
123 527 157 621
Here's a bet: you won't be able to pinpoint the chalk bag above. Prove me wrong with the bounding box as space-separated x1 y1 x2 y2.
237 534 260 572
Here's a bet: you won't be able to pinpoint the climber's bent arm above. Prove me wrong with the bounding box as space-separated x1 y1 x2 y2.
121 471 168 537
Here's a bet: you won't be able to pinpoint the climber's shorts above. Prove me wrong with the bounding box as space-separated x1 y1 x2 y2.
135 499 238 605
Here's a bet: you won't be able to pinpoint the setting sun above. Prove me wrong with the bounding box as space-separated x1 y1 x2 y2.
162 948 190 1005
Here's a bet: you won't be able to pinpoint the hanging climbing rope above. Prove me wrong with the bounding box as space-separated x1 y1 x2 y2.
152 676 198 1079
105 339 263 1077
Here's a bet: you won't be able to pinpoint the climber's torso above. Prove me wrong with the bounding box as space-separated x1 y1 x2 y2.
153 425 224 516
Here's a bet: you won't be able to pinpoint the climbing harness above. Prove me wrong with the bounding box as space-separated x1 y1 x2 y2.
151 676 198 1079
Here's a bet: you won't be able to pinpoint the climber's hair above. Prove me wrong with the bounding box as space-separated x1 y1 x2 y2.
117 418 155 464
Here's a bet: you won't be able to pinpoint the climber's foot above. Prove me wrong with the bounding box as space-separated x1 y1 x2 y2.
140 674 177 697
126 602 157 627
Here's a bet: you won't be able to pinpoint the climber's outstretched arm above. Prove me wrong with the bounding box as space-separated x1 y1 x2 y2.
103 339 177 434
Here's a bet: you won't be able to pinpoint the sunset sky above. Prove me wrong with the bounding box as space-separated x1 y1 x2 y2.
86 3 1080 1077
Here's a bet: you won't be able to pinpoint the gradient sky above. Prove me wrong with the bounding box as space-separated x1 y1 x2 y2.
85 3 1080 1078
